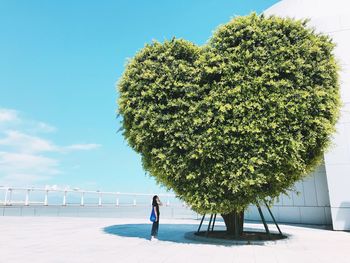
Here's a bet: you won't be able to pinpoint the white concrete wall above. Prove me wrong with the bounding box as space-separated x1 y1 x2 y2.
245 163 332 225
264 0 350 230
322 6 350 231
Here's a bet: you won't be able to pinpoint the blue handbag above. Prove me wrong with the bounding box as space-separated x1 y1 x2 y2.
150 207 156 222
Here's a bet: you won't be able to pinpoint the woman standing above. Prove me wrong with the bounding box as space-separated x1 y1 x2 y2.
151 195 162 240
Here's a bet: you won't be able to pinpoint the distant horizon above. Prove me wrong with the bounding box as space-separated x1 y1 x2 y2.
0 0 279 193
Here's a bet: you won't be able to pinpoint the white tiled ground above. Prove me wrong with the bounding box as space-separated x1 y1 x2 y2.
1 216 349 263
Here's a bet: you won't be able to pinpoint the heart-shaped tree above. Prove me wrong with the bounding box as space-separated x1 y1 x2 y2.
117 13 340 234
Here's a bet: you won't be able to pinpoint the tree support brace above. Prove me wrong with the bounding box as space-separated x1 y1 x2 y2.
211 214 217 231
197 203 282 239
197 213 218 234
257 205 270 238
197 214 206 233
206 214 214 237
264 201 283 236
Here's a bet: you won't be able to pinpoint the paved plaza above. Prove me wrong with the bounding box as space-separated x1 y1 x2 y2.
1 216 349 263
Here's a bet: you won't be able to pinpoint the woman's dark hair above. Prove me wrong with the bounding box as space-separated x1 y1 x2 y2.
152 195 158 206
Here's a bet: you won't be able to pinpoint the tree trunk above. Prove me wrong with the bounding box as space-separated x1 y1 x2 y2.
221 211 244 238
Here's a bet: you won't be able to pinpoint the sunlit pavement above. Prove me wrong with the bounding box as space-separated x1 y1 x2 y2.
1 216 349 263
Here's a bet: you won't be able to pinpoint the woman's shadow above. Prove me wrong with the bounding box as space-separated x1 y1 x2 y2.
103 223 197 243
103 223 226 244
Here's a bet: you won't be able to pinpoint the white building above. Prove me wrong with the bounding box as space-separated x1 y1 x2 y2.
246 0 350 231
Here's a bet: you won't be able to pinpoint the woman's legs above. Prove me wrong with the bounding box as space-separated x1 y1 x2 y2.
151 221 159 237
155 221 159 237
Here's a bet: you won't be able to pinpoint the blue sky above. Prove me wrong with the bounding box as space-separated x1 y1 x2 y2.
0 0 279 193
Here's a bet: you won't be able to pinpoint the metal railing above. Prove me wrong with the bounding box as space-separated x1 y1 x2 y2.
0 186 184 207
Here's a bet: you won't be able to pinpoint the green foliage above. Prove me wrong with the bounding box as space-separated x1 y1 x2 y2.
117 13 340 214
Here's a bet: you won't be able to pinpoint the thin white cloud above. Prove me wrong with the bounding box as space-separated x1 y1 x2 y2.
0 173 52 186
0 130 101 154
0 152 60 174
64 143 101 151
0 130 57 153
0 107 101 186
30 122 57 133
0 109 19 122
0 151 60 186
0 108 56 134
